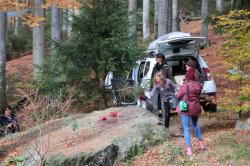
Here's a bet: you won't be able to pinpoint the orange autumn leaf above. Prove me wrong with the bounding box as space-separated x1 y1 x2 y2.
43 0 80 9
22 14 45 28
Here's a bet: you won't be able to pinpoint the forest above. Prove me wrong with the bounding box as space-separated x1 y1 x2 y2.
0 0 250 165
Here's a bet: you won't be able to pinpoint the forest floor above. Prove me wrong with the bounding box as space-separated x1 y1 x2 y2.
2 21 250 165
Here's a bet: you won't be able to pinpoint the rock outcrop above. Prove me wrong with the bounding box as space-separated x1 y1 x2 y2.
1 106 169 166
235 118 250 131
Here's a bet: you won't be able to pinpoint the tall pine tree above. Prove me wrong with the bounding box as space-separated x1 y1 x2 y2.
40 0 139 108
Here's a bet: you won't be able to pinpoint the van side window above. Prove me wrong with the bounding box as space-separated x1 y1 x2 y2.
138 61 145 84
143 61 150 77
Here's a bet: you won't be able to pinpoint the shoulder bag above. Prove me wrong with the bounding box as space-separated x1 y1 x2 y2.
180 84 189 112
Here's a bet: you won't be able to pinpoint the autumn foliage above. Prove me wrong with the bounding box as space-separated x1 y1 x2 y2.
213 10 250 112
43 0 79 9
213 10 250 71
0 0 80 27
0 0 28 12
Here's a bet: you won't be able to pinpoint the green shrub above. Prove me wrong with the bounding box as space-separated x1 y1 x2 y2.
6 27 32 60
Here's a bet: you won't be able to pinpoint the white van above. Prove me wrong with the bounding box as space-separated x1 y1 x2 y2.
106 32 217 112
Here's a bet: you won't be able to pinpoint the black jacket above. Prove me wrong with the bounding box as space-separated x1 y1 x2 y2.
152 63 172 79
0 115 20 136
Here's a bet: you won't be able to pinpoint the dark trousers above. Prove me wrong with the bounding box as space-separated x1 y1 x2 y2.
163 102 171 128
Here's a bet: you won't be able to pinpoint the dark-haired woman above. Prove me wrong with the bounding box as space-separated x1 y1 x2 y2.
0 107 20 136
176 68 205 157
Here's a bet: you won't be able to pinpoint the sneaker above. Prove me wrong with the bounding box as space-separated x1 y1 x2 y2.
186 147 192 157
198 140 205 150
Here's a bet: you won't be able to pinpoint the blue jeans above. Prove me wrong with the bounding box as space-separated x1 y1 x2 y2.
181 115 202 147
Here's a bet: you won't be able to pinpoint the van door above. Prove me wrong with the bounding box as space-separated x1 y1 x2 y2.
140 59 154 91
136 60 146 84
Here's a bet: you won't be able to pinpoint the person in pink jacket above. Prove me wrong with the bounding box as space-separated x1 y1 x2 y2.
176 67 205 157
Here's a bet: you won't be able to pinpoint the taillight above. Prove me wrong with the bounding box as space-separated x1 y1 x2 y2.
204 67 212 81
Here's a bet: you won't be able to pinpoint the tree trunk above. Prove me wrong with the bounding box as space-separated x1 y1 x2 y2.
128 0 137 45
216 0 223 14
33 0 45 78
201 0 208 45
143 0 150 41
154 0 159 39
74 9 80 16
172 0 180 31
158 0 169 37
0 12 7 109
63 9 68 39
167 0 172 33
231 0 241 9
231 0 235 9
68 9 73 38
14 17 20 36
51 5 61 54
59 8 63 39
235 0 242 9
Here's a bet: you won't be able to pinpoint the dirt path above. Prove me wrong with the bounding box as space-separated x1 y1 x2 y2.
117 114 250 166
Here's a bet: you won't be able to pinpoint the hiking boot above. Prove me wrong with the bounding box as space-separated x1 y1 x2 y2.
186 147 192 157
198 140 205 150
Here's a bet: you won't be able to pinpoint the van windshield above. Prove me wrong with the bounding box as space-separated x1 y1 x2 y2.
158 40 196 55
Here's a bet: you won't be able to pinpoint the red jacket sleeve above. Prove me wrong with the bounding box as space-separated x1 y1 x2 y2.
176 84 186 100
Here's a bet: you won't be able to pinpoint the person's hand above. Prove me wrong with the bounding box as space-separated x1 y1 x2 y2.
144 92 151 99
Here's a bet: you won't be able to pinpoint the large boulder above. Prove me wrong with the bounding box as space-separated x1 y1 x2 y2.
1 106 169 166
235 118 250 131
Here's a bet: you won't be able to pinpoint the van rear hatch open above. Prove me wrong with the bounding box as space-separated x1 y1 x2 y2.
156 36 205 58
166 56 204 86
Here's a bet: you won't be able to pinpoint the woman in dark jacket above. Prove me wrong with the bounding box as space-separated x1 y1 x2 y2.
0 106 20 137
147 72 176 128
176 68 205 157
